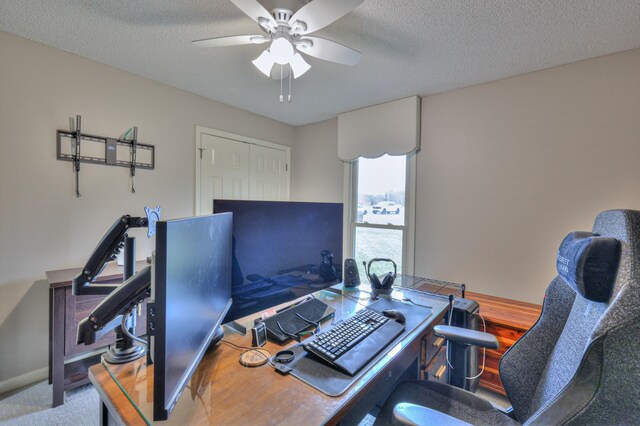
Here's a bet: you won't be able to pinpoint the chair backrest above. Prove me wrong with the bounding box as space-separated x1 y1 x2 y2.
499 209 640 425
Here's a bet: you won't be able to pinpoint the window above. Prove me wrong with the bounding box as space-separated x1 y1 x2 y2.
346 154 416 281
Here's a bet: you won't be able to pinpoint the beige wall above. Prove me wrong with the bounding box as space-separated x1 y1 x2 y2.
416 48 640 303
289 49 640 305
291 118 344 203
0 31 294 388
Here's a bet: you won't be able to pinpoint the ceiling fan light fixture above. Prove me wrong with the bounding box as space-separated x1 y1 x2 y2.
270 38 295 65
290 53 311 79
252 50 275 76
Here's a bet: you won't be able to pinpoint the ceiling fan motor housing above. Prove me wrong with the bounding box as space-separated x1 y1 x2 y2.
271 8 293 24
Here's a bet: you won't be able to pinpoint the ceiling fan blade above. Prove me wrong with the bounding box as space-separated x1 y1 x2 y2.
289 53 311 79
288 0 363 34
192 35 269 48
230 0 277 27
252 50 276 77
297 37 361 66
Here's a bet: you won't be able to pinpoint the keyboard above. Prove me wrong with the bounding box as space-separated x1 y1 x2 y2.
303 308 405 376
233 280 273 296
260 297 336 343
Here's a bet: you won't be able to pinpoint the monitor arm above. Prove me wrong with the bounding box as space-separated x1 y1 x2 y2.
77 265 152 345
72 206 159 295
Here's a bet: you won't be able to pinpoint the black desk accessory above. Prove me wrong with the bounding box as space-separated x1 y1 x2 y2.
343 258 361 287
363 258 397 297
303 308 405 375
259 297 335 343
382 309 407 324
251 322 267 347
274 297 431 396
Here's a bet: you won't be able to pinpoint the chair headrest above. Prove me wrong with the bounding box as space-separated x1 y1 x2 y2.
557 231 621 303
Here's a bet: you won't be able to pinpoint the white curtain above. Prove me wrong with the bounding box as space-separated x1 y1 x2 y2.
337 95 421 161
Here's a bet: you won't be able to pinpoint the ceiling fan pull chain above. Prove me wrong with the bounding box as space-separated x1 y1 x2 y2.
279 65 283 102
288 66 292 103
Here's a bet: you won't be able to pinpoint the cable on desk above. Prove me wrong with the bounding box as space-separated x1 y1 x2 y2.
276 320 301 341
340 291 371 308
295 312 321 333
395 297 433 310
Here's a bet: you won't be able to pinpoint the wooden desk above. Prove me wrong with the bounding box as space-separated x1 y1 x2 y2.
89 286 449 425
47 260 148 407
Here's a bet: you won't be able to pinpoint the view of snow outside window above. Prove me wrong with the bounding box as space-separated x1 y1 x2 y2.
354 154 406 280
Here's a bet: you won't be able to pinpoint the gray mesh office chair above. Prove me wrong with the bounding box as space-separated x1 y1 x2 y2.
375 209 640 425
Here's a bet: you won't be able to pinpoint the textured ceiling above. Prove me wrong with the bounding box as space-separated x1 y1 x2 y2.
2 0 640 126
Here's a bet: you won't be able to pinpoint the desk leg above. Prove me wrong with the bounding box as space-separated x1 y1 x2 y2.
48 289 53 385
100 401 110 426
51 288 65 407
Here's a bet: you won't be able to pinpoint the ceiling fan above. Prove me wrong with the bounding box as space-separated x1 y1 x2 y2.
192 0 364 81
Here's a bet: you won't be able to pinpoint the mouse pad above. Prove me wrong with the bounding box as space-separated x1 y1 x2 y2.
270 297 432 397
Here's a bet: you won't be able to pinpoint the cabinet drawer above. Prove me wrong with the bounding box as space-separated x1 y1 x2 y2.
422 318 446 367
423 347 448 384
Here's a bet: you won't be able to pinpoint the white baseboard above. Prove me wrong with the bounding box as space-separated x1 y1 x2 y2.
0 367 48 395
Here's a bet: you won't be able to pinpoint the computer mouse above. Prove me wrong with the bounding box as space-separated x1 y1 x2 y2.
382 309 406 324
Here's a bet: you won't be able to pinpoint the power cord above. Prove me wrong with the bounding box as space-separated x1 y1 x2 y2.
121 310 147 347
465 313 487 381
444 312 488 381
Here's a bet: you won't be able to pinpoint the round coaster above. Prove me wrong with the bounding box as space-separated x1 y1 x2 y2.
239 348 270 367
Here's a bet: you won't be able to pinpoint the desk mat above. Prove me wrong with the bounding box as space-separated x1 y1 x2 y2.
270 297 432 397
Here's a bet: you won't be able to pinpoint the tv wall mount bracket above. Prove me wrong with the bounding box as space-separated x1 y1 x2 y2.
56 115 156 197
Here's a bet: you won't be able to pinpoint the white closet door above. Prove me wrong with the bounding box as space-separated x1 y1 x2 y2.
249 144 287 201
199 134 250 214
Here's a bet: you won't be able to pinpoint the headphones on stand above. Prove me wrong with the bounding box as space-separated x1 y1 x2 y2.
363 258 397 297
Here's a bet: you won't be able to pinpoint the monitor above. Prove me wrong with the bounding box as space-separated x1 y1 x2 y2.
151 213 233 421
213 200 343 322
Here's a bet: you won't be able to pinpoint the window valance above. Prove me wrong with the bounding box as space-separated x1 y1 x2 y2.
337 96 421 162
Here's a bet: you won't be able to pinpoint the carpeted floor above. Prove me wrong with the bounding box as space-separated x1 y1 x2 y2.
0 381 99 425
0 380 510 425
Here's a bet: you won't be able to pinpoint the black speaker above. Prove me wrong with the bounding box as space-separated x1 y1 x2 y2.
343 258 360 287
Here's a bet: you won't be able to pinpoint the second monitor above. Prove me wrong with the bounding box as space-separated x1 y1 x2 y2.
213 200 343 322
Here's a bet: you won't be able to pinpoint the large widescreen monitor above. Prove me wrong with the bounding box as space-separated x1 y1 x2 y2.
213 200 343 322
151 213 233 421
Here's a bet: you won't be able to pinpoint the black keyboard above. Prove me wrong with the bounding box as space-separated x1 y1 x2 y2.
232 280 273 295
303 308 405 376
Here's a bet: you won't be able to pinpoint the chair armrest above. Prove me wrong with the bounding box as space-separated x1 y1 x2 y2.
434 325 499 349
393 403 472 426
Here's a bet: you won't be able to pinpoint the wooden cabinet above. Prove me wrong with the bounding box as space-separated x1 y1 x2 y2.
47 261 148 407
464 291 542 395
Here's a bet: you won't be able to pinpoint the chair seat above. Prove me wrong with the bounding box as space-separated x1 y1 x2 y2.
374 381 519 426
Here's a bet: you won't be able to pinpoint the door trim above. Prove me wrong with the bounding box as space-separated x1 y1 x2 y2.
195 125 291 215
